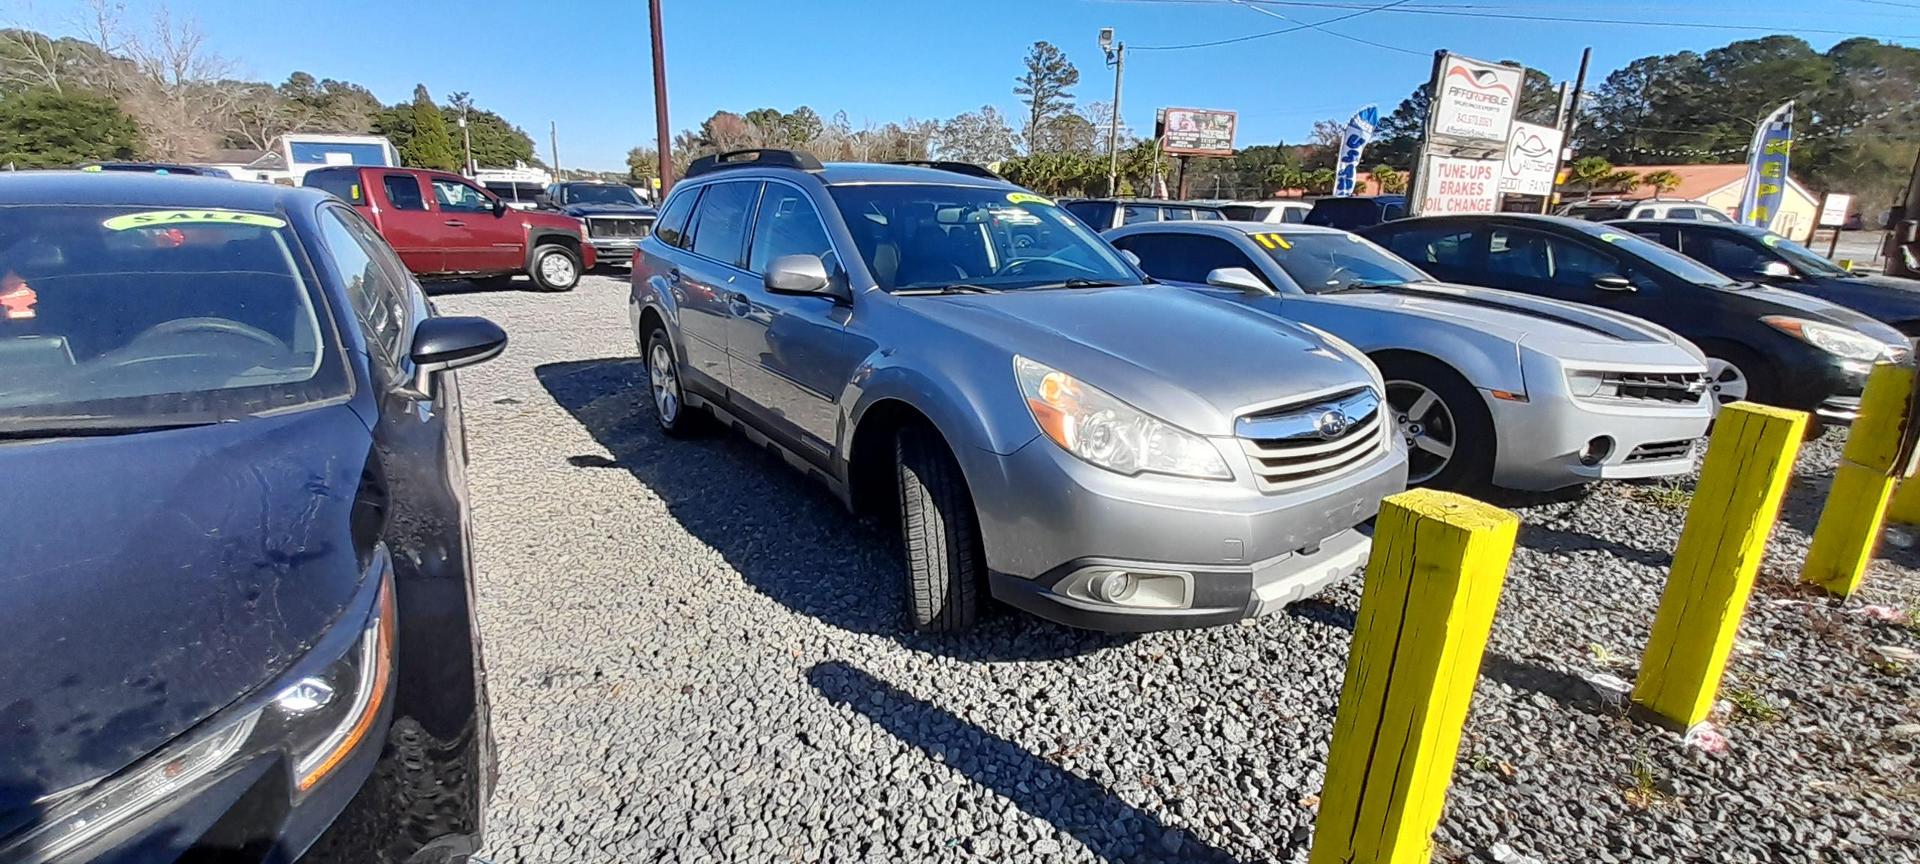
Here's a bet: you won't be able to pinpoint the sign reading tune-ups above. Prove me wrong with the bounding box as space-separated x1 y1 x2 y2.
1419 155 1501 214
1429 54 1524 147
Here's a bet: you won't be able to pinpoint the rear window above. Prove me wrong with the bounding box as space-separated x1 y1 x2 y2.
0 205 346 432
305 170 363 204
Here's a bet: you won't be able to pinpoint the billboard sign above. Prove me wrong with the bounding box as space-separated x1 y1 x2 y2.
1161 107 1237 156
1420 154 1502 215
1499 121 1563 197
1430 54 1524 147
1818 193 1852 227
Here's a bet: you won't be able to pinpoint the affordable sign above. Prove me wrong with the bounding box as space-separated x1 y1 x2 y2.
1430 54 1524 147
1420 155 1502 214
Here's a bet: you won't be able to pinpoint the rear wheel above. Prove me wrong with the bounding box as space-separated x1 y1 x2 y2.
1700 345 1777 408
644 327 707 437
1376 355 1495 491
529 244 581 292
895 427 983 632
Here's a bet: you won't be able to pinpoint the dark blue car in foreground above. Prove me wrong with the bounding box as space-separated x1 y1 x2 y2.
0 173 505 862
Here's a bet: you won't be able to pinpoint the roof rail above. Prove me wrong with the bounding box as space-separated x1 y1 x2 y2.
685 148 824 178
887 160 1003 180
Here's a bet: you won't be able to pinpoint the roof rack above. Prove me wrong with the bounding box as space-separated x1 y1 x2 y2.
887 160 1003 180
685 148 824 178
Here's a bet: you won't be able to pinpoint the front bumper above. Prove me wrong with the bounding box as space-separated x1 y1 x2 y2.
963 431 1407 631
589 238 641 265
1487 390 1713 490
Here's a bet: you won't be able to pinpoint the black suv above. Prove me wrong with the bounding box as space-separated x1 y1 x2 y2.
1363 213 1912 424
548 181 656 266
1304 195 1406 231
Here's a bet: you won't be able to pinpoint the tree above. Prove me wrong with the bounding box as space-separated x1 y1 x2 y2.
1303 168 1337 195
0 86 140 166
449 105 535 167
1013 41 1078 151
1372 164 1407 194
1568 156 1615 200
397 84 458 170
1263 161 1306 195
1031 113 1098 154
1601 169 1642 193
933 105 1019 165
626 146 659 185
1641 169 1682 198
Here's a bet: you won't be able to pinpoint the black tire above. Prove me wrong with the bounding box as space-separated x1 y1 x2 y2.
529 243 582 292
895 427 983 632
643 327 708 437
1375 354 1496 492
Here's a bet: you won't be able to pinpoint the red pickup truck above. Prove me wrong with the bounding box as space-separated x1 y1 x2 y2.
303 165 594 291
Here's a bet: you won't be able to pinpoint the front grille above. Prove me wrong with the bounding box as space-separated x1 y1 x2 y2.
587 216 653 239
1235 388 1388 493
1581 371 1708 404
1626 438 1696 463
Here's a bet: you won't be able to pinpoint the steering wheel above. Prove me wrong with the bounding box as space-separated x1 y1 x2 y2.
1001 255 1099 278
131 317 285 352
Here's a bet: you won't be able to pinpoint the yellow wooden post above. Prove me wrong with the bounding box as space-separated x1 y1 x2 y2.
1633 402 1806 729
1802 363 1917 595
1887 478 1920 527
1308 489 1517 864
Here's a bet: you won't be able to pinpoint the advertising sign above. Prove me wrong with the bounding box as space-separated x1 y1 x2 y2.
1420 154 1502 215
1499 121 1563 197
1161 107 1237 157
1430 54 1525 147
1818 193 1852 227
1739 101 1794 228
1333 105 1379 198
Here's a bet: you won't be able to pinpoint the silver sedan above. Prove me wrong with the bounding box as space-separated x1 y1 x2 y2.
1107 221 1716 491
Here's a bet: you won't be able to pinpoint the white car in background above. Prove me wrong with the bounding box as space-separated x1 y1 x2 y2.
1560 198 1733 223
1217 200 1314 224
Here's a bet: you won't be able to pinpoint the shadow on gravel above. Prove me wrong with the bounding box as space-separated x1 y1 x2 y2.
419 278 525 297
1517 523 1670 569
536 357 1132 662
808 661 1243 864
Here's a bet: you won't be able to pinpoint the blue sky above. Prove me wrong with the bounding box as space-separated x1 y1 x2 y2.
22 0 1920 170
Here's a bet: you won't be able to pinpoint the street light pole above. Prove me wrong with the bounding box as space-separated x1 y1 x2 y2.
458 105 473 176
650 0 674 198
1101 28 1125 196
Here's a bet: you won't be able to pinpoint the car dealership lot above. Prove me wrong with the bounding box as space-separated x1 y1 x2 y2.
448 275 1919 863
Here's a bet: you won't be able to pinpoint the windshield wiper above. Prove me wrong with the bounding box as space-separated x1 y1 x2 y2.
0 417 223 441
1027 278 1132 290
893 284 1002 296
1329 278 1406 292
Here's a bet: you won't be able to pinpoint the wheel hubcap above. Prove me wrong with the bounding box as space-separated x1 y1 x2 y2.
1704 357 1748 406
649 342 680 424
542 253 576 285
1387 381 1457 485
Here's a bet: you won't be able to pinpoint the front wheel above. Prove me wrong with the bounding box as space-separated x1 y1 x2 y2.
529 244 582 292
1701 345 1778 408
896 428 983 632
1376 355 1495 491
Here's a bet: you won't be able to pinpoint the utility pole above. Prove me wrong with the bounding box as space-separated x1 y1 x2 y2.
1541 46 1591 215
550 121 562 181
458 104 474 176
650 0 674 198
1100 27 1125 196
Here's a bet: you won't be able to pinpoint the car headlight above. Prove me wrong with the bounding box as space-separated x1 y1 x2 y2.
0 548 397 862
1013 355 1231 480
1761 316 1887 361
1565 370 1609 398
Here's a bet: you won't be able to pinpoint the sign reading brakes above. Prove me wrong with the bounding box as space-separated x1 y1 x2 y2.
102 209 288 231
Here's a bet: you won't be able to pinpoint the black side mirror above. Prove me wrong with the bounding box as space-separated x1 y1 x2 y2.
491 198 509 216
403 315 507 399
1593 274 1636 292
764 254 848 301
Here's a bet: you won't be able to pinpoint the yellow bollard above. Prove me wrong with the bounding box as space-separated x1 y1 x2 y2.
1634 402 1806 729
1309 489 1517 864
1887 477 1920 527
1802 363 1916 595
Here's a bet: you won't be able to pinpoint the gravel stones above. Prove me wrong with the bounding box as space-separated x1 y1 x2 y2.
448 276 1920 863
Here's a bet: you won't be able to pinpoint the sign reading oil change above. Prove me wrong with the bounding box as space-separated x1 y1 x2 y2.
102 210 288 231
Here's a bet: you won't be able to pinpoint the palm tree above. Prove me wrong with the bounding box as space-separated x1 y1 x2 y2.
1568 156 1614 201
1371 164 1407 194
1263 162 1305 195
1603 169 1642 194
1641 169 1682 200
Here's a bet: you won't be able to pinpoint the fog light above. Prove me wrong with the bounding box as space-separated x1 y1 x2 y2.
1579 436 1615 466
1089 570 1139 603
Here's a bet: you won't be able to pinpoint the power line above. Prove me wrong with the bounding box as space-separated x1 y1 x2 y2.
1133 0 1419 50
1226 0 1429 56
1118 0 1920 39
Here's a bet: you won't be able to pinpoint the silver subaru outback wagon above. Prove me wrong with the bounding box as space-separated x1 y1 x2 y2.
629 149 1408 632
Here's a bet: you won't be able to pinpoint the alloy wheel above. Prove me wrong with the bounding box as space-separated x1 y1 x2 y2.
541 251 577 286
1704 357 1749 406
1386 380 1457 486
648 341 681 425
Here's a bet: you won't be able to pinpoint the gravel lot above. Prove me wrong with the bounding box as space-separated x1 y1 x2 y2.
442 273 1920 864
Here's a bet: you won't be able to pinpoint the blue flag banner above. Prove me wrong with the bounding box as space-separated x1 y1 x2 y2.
1333 105 1379 197
1739 102 1793 229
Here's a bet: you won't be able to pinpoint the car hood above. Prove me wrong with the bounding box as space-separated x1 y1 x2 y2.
562 203 656 218
0 405 369 817
1740 283 1910 346
899 284 1376 436
1326 281 1679 345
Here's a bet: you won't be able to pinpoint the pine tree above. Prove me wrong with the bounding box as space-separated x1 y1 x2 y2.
398 84 459 171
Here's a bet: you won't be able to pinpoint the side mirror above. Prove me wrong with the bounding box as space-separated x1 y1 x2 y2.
491 198 509 216
402 315 507 399
1760 260 1795 279
764 254 845 300
1206 266 1276 296
1119 249 1142 267
1593 274 1636 292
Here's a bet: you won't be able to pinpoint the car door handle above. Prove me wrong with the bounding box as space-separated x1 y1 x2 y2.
728 292 753 315
443 219 466 227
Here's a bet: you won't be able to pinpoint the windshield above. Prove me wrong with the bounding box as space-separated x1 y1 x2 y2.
565 185 645 206
826 185 1141 292
1761 232 1852 277
1259 232 1430 293
0 205 345 433
1591 227 1741 288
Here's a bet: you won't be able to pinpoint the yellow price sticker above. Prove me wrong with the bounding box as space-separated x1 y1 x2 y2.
1006 192 1054 206
1598 232 1625 243
102 209 288 231
1252 233 1292 250
1761 235 1782 247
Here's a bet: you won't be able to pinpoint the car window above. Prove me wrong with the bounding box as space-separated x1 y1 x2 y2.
381 174 426 211
1383 226 1477 270
651 187 699 248
1112 232 1261 285
562 184 645 206
1122 204 1157 225
1062 200 1110 227
318 207 409 365
1194 209 1224 221
826 185 1139 292
0 204 346 429
1279 207 1307 223
1671 208 1699 220
1698 209 1733 223
1631 208 1653 219
688 181 761 267
1686 231 1770 277
1163 208 1194 221
748 185 835 274
306 170 364 205
1488 228 1622 287
1218 205 1258 221
1257 232 1429 292
432 178 494 213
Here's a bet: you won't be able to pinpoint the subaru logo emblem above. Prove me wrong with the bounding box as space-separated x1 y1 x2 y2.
1314 411 1350 439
